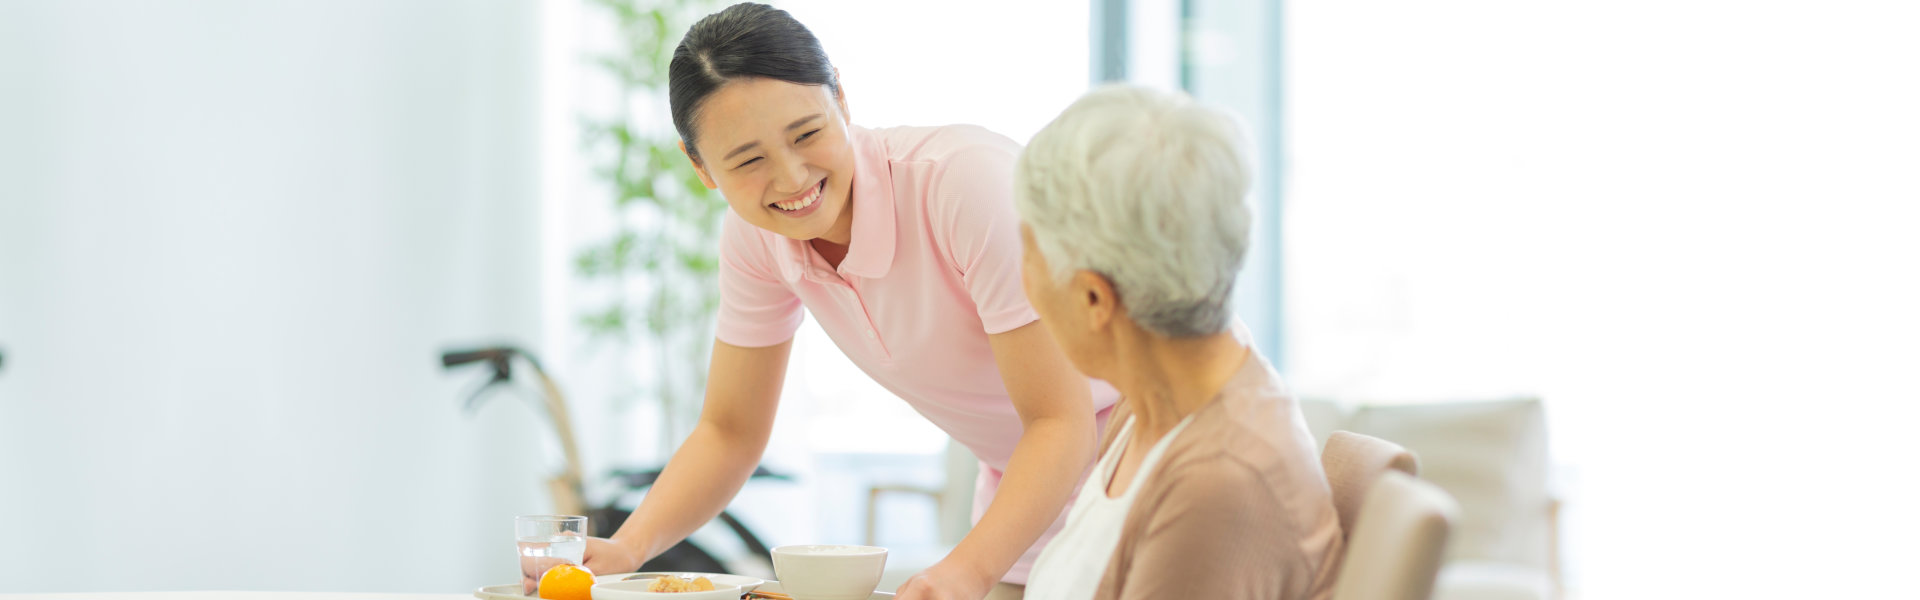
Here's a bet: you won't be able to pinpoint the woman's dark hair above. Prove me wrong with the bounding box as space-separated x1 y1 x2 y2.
670 2 838 160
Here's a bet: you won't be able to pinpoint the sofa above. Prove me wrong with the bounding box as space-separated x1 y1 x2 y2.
1301 397 1560 600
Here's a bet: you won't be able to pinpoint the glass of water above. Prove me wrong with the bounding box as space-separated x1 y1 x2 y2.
517 514 588 594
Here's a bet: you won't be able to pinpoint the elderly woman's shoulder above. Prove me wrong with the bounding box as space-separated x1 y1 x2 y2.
1158 387 1325 489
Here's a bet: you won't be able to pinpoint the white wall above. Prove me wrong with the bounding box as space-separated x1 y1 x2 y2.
0 0 550 592
782 0 1090 144
1283 0 1920 596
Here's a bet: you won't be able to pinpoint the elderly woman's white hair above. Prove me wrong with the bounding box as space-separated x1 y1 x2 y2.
1014 84 1253 337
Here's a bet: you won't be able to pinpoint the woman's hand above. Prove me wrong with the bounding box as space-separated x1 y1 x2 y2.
582 536 645 577
539 339 790 596
893 558 997 600
522 537 642 595
519 554 573 596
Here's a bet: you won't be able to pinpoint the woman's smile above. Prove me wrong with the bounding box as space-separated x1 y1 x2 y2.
769 178 827 218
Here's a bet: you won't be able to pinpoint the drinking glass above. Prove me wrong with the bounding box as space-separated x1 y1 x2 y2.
517 514 587 594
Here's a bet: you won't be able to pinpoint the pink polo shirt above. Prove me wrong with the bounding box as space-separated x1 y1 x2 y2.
715 124 1120 584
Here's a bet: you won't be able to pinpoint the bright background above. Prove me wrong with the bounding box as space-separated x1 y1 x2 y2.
1282 1 1920 596
0 0 548 591
3 0 1918 597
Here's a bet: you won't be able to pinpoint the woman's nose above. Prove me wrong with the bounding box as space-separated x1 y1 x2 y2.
773 153 809 193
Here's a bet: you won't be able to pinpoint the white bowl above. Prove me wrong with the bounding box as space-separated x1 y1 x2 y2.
771 545 888 600
591 572 765 600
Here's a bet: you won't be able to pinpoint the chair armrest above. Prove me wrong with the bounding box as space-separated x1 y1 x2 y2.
1546 460 1577 600
1547 494 1564 600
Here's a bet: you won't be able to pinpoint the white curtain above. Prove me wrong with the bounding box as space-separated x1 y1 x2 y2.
0 0 548 592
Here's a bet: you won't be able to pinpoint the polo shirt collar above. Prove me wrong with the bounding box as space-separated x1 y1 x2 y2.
835 125 896 279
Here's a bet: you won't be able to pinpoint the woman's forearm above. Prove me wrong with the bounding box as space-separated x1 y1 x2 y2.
610 419 770 561
609 338 792 563
942 413 1095 581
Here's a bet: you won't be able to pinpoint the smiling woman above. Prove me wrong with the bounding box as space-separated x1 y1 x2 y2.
667 3 856 246
688 78 855 247
575 4 1122 600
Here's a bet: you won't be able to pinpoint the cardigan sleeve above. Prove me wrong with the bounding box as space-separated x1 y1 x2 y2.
1112 456 1315 600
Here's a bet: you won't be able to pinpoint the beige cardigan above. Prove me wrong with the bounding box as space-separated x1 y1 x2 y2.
1088 353 1344 600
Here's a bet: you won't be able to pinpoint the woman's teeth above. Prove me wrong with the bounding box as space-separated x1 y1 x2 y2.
775 182 822 211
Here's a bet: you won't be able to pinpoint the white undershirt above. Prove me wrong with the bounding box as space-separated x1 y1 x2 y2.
1025 414 1197 600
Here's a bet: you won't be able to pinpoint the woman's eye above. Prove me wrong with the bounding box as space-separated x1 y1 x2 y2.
796 129 819 143
736 157 762 169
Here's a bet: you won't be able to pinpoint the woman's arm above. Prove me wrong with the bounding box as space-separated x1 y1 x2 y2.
898 321 1097 600
580 337 794 574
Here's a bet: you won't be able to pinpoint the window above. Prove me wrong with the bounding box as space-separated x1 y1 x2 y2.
1283 0 1920 595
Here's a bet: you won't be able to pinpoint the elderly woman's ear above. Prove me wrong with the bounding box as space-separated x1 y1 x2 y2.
1071 270 1120 333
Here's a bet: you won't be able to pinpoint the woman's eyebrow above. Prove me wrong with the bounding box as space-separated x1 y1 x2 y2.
723 141 760 162
722 114 827 162
785 113 823 131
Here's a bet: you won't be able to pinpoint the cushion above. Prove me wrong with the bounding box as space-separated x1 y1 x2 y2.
1432 560 1554 600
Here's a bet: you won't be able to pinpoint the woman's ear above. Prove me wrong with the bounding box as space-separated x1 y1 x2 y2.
1074 270 1118 333
680 140 717 190
832 68 851 123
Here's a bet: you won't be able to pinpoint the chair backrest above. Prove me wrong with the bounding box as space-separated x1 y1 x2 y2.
1331 471 1459 600
1322 430 1419 539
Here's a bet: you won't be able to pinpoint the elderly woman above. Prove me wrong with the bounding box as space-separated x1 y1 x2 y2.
1017 86 1345 600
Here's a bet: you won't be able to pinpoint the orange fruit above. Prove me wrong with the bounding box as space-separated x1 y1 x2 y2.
536 563 595 600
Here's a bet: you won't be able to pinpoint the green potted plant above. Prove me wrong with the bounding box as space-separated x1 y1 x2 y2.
574 0 727 460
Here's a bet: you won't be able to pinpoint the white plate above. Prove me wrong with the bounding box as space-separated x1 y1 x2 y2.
475 572 768 600
475 572 635 600
596 572 767 600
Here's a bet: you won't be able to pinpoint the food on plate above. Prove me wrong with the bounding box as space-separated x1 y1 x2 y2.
645 575 718 593
536 563 596 600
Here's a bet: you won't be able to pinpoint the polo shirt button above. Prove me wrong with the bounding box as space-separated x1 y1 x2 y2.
867 330 877 339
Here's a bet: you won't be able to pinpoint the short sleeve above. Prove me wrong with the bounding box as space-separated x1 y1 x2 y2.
928 133 1040 335
714 212 804 347
1117 459 1310 600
